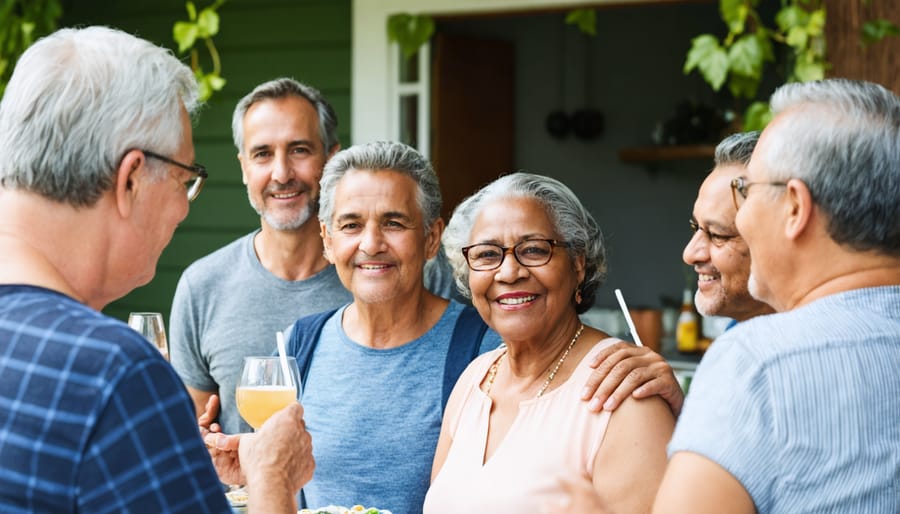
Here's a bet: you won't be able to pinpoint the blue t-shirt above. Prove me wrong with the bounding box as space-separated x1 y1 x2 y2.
669 286 900 513
296 301 501 514
0 285 230 513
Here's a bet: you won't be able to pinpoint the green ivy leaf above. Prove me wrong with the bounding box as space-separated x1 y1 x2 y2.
786 26 808 50
204 72 226 91
743 101 773 131
565 8 596 36
387 13 435 59
860 18 900 47
196 7 220 38
20 21 35 41
727 72 760 100
793 53 825 82
720 0 748 34
775 5 808 33
756 28 775 62
728 34 763 77
685 35 729 91
807 8 825 37
684 34 718 72
173 21 198 53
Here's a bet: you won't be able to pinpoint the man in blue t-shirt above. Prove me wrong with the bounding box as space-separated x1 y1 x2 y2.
0 26 312 514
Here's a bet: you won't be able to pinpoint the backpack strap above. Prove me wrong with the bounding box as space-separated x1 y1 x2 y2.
286 307 340 388
287 308 340 511
442 305 489 411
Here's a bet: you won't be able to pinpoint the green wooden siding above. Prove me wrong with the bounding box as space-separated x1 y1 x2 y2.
60 0 352 322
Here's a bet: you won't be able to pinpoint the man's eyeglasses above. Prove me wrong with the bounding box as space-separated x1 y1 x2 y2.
142 150 208 202
461 239 571 272
689 218 739 247
730 176 787 210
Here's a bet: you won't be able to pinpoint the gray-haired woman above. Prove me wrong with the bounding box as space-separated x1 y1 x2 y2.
425 172 675 513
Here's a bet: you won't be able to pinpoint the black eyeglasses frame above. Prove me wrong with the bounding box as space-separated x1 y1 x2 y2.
141 149 208 202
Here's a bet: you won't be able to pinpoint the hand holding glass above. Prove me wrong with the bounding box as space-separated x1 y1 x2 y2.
127 312 169 360
236 356 301 430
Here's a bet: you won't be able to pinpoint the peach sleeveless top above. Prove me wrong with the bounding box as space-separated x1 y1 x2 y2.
423 338 619 513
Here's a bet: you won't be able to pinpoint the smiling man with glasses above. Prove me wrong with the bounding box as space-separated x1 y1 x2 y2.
682 131 775 325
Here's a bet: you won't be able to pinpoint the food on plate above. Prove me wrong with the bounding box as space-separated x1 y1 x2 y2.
225 488 248 507
299 505 391 514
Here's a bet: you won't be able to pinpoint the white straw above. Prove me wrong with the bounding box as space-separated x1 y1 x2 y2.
614 288 644 347
275 331 293 388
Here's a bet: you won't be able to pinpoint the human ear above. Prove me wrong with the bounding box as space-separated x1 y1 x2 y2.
425 217 445 260
320 222 334 263
784 178 813 241
114 149 144 219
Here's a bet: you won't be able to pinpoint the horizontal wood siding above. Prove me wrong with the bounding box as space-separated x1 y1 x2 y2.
60 0 352 322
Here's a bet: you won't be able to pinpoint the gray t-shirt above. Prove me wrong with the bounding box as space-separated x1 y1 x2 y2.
169 230 352 433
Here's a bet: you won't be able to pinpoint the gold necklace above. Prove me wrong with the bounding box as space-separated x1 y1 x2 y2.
483 323 585 398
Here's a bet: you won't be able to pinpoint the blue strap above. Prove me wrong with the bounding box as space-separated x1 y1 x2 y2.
286 308 339 388
442 305 489 412
287 308 339 512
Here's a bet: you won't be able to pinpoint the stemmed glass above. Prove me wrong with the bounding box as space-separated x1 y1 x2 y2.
127 312 169 360
236 356 301 430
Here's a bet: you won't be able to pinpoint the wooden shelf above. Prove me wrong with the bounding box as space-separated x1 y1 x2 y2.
619 144 716 163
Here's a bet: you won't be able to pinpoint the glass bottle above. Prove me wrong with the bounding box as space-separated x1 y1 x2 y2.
676 288 699 353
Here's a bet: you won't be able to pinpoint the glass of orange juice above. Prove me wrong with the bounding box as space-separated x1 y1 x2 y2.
236 356 301 430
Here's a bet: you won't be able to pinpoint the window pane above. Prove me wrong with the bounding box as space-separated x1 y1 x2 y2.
399 94 418 148
399 49 419 83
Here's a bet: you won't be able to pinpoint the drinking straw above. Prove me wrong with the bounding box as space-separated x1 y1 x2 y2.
275 331 293 388
614 288 644 347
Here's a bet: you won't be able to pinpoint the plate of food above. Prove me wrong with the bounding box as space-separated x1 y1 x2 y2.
300 505 391 514
225 487 248 513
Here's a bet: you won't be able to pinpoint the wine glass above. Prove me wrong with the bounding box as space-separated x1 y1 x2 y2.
236 356 301 430
127 312 169 360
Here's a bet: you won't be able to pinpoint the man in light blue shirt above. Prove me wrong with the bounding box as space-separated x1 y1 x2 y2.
658 79 900 513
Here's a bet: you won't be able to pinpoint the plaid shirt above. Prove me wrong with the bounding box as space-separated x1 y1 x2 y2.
0 285 230 513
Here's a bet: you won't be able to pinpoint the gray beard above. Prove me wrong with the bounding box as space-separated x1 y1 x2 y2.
249 191 318 231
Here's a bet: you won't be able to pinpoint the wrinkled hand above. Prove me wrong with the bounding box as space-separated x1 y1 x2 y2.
582 341 684 416
196 394 244 484
240 402 315 493
203 428 245 486
541 475 612 514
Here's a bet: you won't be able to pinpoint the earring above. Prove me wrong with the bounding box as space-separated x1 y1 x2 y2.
575 289 583 305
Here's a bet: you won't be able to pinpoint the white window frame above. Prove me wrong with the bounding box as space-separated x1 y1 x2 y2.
389 41 431 157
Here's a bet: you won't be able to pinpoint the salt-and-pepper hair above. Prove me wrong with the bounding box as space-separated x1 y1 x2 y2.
714 131 759 167
0 26 199 207
318 141 442 234
231 78 339 155
758 78 899 255
442 172 607 314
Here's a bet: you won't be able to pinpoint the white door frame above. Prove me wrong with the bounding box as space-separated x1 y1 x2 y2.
351 0 676 147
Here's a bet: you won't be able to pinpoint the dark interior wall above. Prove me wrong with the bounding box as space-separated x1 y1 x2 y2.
60 0 352 322
436 3 725 309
